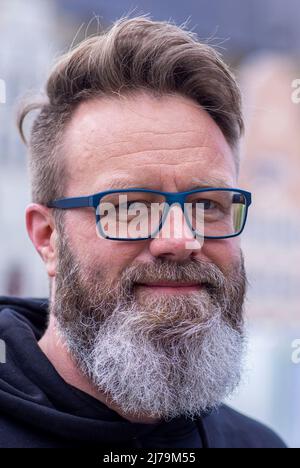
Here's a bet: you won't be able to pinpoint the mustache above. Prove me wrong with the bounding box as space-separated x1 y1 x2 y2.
112 258 229 294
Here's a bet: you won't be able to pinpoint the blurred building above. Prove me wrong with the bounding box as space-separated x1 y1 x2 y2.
0 0 61 297
239 54 300 324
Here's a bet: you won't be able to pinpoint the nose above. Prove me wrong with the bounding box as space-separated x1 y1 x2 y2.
149 204 203 262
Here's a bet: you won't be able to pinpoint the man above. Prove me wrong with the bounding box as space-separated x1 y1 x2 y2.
0 17 286 448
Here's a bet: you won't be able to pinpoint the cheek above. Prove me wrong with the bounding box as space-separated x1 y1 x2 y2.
66 212 146 276
93 241 146 277
201 238 241 273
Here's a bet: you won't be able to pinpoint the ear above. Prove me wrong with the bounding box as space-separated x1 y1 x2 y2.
26 204 58 278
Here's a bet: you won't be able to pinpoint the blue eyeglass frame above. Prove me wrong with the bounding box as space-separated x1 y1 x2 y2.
47 187 252 241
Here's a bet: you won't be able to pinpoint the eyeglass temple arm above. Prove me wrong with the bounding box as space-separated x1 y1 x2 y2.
47 195 93 209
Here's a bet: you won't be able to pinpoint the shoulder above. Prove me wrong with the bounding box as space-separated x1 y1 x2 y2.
0 295 48 340
0 296 48 312
203 404 287 448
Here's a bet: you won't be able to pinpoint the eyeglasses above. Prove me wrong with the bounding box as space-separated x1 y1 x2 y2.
47 188 252 241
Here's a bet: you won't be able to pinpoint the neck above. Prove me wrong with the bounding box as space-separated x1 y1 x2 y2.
38 314 160 425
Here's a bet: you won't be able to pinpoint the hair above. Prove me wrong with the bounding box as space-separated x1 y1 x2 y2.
17 16 244 207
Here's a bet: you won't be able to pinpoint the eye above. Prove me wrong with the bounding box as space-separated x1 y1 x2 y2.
196 199 218 210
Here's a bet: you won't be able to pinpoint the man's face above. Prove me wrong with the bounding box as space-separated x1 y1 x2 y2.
51 92 246 419
62 92 240 279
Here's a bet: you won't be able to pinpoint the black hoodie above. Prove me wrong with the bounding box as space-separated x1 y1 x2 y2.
0 296 286 448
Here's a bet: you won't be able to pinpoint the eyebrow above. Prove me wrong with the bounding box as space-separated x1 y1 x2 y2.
98 176 233 192
189 177 233 190
100 177 147 190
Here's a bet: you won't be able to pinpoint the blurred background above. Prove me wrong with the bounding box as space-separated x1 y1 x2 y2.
0 0 299 447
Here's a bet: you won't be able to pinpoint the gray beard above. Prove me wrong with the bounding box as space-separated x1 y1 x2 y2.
52 236 246 420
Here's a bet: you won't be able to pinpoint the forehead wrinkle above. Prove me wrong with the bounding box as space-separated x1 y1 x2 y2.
93 129 200 148
82 146 223 167
130 159 213 166
119 129 201 137
105 146 208 161
72 122 220 158
85 131 205 150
